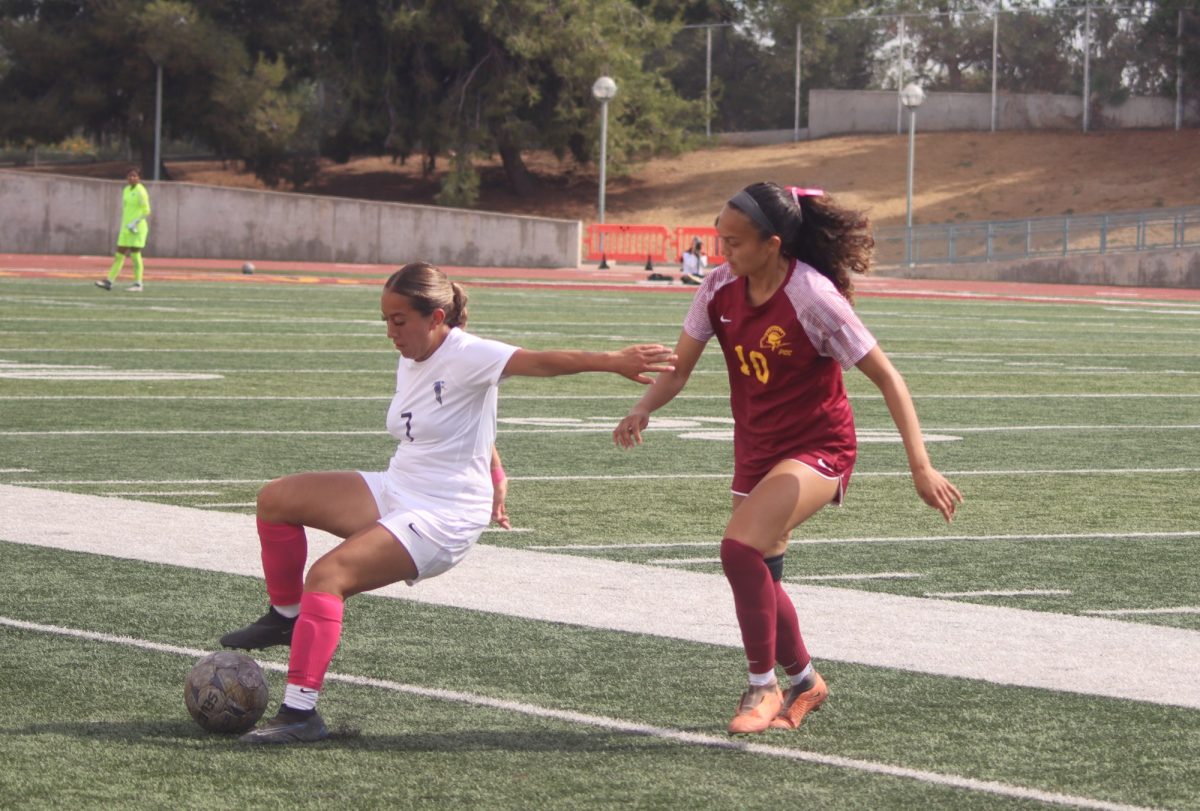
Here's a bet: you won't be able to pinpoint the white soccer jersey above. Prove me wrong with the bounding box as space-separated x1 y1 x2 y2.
384 328 519 523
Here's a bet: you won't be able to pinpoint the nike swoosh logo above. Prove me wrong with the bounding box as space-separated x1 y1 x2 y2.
407 522 424 539
719 316 733 323
298 687 317 694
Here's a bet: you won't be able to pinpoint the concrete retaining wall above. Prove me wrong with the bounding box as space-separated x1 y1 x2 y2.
0 170 582 268
808 89 1198 138
878 246 1200 288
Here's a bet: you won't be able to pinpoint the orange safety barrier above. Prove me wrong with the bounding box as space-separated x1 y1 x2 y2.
675 226 725 266
584 224 673 269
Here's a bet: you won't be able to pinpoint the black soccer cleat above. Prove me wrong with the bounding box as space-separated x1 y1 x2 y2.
239 706 329 745
220 607 297 650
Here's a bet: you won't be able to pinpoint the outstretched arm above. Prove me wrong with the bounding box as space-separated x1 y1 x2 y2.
614 332 707 448
856 345 963 522
503 344 675 384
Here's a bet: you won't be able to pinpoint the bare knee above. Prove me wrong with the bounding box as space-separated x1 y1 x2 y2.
257 477 296 523
303 557 348 598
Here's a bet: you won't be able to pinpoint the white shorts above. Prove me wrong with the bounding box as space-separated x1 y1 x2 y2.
358 471 485 584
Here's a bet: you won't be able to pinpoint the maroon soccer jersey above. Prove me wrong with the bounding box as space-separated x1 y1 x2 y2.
683 259 877 495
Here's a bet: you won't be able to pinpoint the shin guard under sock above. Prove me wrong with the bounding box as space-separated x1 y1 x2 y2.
774 581 812 678
719 537 777 674
258 518 307 607
287 591 344 691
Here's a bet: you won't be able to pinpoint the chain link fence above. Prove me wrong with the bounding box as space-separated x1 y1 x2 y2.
661 4 1200 137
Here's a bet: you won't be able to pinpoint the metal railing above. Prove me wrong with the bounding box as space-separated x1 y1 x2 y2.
874 206 1200 267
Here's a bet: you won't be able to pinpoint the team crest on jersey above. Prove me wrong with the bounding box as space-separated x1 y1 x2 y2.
759 325 793 356
433 380 446 404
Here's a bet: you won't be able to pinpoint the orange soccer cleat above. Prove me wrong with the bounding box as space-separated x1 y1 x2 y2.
727 683 784 735
769 671 828 730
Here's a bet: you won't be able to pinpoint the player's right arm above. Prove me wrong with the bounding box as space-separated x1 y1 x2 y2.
613 331 706 448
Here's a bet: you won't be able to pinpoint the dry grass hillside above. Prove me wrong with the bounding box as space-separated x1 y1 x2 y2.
39 130 1200 229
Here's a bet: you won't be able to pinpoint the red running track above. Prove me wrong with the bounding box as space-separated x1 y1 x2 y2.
2 253 1198 306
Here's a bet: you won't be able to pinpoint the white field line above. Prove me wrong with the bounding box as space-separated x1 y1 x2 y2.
105 490 223 497
5 366 1195 376
195 503 255 509
926 590 1073 599
7 469 1200 487
0 616 1164 811
4 425 1200 437
1085 607 1200 616
531 531 1200 551
647 561 924 583
2 393 1200 401
3 485 1200 712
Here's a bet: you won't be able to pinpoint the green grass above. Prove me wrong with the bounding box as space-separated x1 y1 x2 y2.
1 276 1199 809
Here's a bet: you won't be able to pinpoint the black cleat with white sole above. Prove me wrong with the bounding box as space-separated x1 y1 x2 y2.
239 707 329 744
220 607 296 650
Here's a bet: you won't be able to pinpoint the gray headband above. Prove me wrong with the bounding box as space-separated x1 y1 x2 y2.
729 190 777 235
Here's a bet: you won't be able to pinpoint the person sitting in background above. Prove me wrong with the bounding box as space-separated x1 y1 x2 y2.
681 237 707 285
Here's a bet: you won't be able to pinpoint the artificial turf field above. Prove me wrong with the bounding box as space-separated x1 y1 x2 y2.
1 272 1198 810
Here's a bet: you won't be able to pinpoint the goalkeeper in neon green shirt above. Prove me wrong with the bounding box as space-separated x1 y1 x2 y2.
95 168 151 292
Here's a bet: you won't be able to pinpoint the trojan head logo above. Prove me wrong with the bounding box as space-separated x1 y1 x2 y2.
433 380 446 404
759 325 792 356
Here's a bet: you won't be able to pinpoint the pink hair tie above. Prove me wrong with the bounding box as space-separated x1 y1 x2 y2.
491 465 507 485
787 186 824 204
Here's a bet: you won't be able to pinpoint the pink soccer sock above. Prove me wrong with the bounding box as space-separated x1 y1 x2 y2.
258 518 307 607
287 591 345 691
774 581 812 678
719 537 777 675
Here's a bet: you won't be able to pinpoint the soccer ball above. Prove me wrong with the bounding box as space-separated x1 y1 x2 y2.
241 262 255 274
184 651 269 734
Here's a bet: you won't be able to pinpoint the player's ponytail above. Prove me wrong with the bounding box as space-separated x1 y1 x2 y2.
730 182 873 303
384 262 468 326
447 282 469 328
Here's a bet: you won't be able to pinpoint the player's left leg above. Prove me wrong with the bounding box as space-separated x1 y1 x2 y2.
240 523 419 744
721 461 837 734
127 249 144 291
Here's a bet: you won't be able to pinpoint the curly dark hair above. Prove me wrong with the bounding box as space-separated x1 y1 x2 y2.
728 181 874 303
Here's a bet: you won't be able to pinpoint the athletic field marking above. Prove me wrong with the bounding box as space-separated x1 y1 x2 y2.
0 468 33 473
105 490 223 497
530 531 1200 551
3 393 1200 402
7 469 1200 487
5 485 1200 713
5 424 1197 437
7 365 1192 377
796 572 924 581
647 561 924 582
926 590 1073 599
195 502 255 509
0 616 1162 811
1084 607 1200 616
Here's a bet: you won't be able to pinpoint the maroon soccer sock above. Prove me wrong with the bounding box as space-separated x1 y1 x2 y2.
287 591 345 691
774 580 812 678
719 537 777 675
257 518 307 607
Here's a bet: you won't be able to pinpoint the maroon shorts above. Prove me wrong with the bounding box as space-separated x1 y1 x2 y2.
731 449 855 505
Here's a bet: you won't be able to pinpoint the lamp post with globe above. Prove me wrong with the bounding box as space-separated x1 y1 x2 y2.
592 76 618 228
900 82 925 265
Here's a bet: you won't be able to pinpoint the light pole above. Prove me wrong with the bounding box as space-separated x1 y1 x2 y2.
592 76 617 225
153 63 163 181
900 82 925 266
592 75 617 267
149 15 189 182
